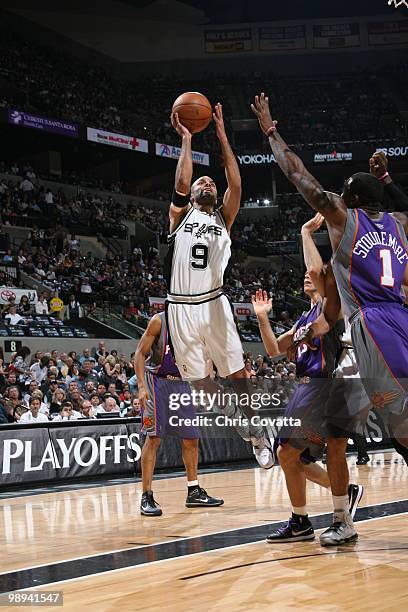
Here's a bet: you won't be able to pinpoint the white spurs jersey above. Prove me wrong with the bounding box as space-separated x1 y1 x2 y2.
165 205 231 300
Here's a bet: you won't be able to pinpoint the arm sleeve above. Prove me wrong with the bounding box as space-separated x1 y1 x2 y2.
384 180 408 212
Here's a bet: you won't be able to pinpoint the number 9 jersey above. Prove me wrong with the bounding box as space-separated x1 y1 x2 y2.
164 206 231 297
164 205 245 382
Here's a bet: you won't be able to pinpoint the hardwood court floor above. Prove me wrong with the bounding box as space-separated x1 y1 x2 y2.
0 452 407 610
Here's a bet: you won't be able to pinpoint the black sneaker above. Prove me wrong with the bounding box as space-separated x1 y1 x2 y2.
348 483 364 519
356 454 370 465
140 491 162 516
266 516 315 543
185 486 224 508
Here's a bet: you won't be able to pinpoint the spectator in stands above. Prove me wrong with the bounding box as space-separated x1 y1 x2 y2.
12 404 27 422
107 382 120 403
30 355 50 385
79 399 95 419
36 293 49 315
95 395 120 415
4 304 23 326
119 389 132 415
52 401 81 421
69 389 84 413
29 390 49 415
124 397 141 418
89 392 101 410
66 295 82 322
18 294 32 314
23 380 40 404
10 346 31 385
19 396 49 423
3 385 21 418
79 348 92 364
49 388 66 416
94 340 108 360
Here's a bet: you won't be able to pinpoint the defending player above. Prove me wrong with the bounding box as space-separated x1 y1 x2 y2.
251 93 408 442
165 103 273 468
134 312 223 516
252 220 363 543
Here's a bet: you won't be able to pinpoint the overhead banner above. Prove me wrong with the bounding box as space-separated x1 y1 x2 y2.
204 28 252 53
368 20 408 46
8 109 79 138
314 150 353 163
87 127 148 153
313 22 361 49
0 288 38 305
259 25 306 51
376 144 408 158
155 143 210 166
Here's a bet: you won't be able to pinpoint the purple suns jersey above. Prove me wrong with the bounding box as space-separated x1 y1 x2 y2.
332 209 408 317
144 312 180 378
293 302 325 378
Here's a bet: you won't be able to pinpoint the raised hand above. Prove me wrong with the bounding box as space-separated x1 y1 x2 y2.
251 92 277 136
369 151 388 179
251 289 273 317
171 112 191 139
213 102 227 143
301 213 325 235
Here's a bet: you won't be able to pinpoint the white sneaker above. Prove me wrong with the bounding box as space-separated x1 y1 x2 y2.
320 512 358 546
252 436 275 469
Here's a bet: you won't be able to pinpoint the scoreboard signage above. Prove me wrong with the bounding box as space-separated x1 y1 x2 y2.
313 22 361 49
259 25 306 51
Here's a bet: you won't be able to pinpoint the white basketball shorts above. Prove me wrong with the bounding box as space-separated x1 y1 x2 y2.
166 293 245 381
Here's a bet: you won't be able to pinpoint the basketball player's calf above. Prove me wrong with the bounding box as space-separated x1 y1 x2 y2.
140 434 224 516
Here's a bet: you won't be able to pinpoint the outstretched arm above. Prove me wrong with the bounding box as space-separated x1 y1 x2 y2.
301 213 326 297
252 289 295 356
213 103 241 232
251 93 346 229
169 113 193 233
370 151 408 212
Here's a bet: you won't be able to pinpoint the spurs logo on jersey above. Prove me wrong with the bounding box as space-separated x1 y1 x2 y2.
165 206 230 297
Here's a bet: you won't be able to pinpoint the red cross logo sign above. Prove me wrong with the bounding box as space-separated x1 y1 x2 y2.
130 137 140 149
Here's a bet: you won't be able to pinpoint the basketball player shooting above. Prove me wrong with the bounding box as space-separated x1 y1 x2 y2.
164 103 273 468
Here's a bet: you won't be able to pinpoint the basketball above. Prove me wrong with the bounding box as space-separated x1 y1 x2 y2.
172 92 212 134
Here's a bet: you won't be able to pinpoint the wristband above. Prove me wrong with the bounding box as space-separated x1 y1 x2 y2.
378 172 390 181
171 189 191 208
266 125 277 137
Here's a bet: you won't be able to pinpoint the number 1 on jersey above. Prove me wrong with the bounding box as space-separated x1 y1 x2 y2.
379 249 395 287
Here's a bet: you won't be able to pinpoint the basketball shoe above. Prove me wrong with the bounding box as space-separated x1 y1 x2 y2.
185 486 224 507
319 512 358 546
140 491 162 516
267 514 315 543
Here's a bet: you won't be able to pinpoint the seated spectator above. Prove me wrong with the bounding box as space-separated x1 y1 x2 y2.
18 294 32 314
79 399 96 419
94 340 108 360
89 392 101 410
45 378 59 403
30 355 50 385
124 397 141 418
36 293 49 315
52 401 81 421
95 395 120 415
49 388 66 415
29 390 49 415
79 348 92 364
119 389 132 415
23 380 40 404
19 396 49 423
4 304 23 326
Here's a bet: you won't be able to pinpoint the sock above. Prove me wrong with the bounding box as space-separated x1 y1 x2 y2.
332 494 349 516
292 506 307 518
187 480 199 494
